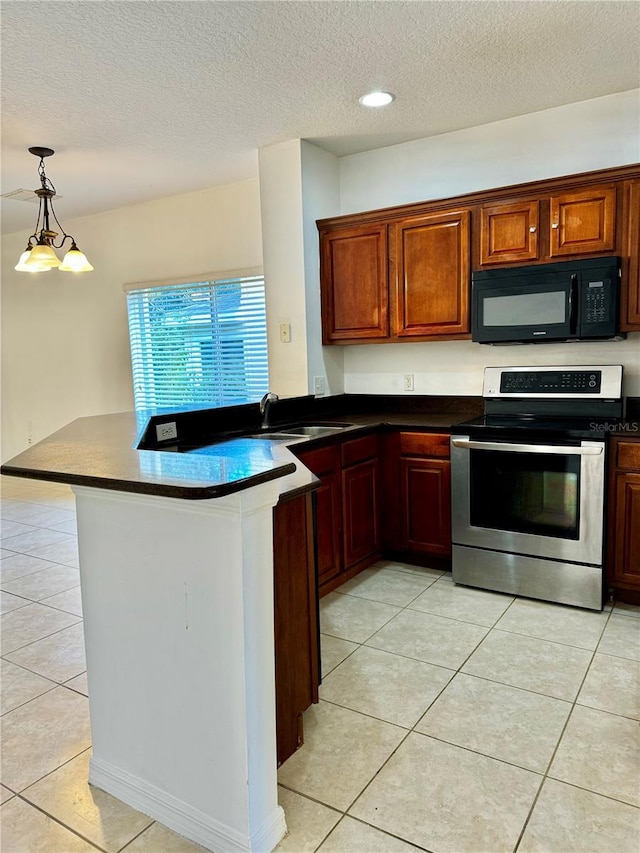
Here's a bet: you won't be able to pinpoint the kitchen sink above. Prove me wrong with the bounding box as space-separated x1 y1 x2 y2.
247 423 350 440
278 424 350 436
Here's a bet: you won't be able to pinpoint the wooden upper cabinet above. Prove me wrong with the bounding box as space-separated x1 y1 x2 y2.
621 179 640 330
393 209 470 337
320 223 388 343
549 185 616 257
480 200 539 265
317 165 639 345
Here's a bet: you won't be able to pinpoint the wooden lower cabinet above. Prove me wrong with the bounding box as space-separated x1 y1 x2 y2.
608 437 640 598
343 457 379 569
273 491 319 766
295 434 381 596
400 457 451 557
293 444 342 587
382 430 452 564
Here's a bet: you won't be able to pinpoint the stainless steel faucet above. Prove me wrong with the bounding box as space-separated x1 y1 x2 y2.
259 392 279 429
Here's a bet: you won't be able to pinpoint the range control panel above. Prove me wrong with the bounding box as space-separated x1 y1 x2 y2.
500 370 601 394
483 365 623 400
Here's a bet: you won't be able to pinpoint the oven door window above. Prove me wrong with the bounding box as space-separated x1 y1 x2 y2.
470 449 580 540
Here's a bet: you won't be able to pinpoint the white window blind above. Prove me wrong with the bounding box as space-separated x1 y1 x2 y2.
126 275 269 411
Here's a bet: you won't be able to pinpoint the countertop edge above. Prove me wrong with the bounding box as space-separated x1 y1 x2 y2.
0 461 299 500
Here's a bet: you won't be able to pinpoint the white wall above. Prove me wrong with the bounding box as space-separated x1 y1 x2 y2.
1 179 263 461
336 90 640 397
340 90 640 213
258 139 345 400
300 141 344 397
258 141 309 397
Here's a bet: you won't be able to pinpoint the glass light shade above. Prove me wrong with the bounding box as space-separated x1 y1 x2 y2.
15 249 52 272
25 243 61 268
58 246 94 272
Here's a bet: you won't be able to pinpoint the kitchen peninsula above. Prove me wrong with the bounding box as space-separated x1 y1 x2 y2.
1 396 479 853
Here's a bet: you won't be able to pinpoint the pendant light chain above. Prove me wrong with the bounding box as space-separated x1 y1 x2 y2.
37 156 71 248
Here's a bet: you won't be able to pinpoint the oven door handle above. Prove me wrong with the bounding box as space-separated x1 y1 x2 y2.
450 439 603 456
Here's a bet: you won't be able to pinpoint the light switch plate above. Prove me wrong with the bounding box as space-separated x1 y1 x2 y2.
279 323 291 343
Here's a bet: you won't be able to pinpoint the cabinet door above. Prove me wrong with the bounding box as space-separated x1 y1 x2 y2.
342 458 379 569
393 209 470 337
549 185 616 257
320 224 388 342
273 493 319 765
400 457 451 557
622 179 640 331
612 472 640 588
296 446 342 586
479 200 539 265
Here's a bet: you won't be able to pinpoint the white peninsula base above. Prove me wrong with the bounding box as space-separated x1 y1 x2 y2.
73 481 287 853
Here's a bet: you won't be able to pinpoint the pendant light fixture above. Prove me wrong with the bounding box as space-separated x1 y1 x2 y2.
14 147 94 274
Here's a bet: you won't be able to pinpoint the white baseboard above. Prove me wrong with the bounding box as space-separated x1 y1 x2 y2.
89 756 287 853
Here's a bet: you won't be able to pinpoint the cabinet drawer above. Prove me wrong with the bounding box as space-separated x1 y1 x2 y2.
296 444 340 476
617 441 640 471
399 432 450 458
341 434 378 467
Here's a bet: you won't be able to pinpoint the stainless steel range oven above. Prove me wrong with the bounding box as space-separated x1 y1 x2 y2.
450 365 624 610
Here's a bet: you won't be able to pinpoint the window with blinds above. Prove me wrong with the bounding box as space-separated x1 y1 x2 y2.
126 275 269 411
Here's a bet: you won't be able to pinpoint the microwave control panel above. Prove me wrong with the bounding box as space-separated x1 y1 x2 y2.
584 280 610 324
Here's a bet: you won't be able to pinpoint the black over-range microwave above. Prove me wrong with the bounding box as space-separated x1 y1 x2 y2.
471 256 623 344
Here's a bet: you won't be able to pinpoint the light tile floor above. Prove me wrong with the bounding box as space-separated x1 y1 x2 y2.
1 475 639 852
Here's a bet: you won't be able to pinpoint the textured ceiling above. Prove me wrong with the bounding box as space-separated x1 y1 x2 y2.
2 0 639 234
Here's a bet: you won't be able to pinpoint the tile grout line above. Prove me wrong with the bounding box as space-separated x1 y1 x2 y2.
314 573 512 845
511 605 616 852
1 615 84 657
10 789 107 852
317 568 638 852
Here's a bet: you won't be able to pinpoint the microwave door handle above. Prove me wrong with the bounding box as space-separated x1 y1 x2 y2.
569 273 579 335
451 439 603 456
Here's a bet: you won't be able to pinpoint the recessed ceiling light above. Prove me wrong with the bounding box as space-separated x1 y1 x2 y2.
359 91 395 108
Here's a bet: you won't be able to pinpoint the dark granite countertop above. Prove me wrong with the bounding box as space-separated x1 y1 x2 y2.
1 395 483 499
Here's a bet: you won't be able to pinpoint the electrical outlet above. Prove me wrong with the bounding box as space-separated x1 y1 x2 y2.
403 373 414 392
314 376 326 396
279 323 291 343
156 421 178 442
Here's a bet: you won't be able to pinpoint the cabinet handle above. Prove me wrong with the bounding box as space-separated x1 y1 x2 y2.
529 226 536 233
551 222 559 229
